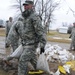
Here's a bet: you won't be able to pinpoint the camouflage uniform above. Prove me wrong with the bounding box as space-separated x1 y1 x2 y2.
5 21 13 37
5 20 13 47
70 26 75 50
7 21 20 51
5 17 17 50
7 11 46 75
7 17 23 51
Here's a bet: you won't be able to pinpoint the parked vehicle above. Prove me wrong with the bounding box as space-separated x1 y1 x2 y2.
57 27 68 34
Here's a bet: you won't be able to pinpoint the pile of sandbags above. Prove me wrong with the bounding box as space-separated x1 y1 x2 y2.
36 43 75 75
44 44 75 63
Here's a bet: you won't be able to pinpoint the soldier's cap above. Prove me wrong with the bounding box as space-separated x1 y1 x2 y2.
23 1 34 5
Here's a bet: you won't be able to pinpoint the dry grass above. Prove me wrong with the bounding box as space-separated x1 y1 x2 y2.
0 28 71 43
47 30 71 43
47 37 71 43
0 28 5 36
47 30 70 38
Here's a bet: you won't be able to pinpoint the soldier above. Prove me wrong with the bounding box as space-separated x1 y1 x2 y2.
3 17 23 64
7 17 23 52
5 17 19 52
5 17 13 48
69 22 75 50
6 0 47 75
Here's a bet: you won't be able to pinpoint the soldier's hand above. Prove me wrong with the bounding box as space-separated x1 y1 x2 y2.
40 47 45 54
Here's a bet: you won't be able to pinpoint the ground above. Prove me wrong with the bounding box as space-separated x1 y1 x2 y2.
0 28 75 75
0 36 75 75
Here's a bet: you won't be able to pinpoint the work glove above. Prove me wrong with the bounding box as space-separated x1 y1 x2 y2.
40 47 45 54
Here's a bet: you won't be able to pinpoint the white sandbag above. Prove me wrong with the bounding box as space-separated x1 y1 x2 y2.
53 69 60 75
63 64 71 73
9 44 23 58
36 53 51 74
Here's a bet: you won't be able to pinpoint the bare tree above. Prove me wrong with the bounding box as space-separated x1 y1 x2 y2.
11 0 60 33
64 0 75 17
10 0 25 21
35 0 60 33
11 0 25 14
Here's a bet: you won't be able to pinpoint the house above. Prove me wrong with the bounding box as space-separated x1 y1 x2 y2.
58 27 68 33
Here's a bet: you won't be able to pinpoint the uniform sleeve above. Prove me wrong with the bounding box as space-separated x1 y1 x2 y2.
32 15 47 48
6 22 19 45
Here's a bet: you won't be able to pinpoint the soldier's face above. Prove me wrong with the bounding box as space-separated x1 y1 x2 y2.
24 4 33 10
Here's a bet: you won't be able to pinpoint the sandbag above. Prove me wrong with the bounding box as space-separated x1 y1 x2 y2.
36 53 51 74
9 44 23 58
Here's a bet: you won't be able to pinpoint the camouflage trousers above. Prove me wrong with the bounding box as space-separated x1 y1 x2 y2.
18 45 37 75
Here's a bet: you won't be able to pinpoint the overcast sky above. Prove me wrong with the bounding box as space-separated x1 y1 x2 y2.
0 0 75 29
0 0 11 20
51 0 75 29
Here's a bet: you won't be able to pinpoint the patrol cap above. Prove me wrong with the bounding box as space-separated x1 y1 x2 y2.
23 0 34 5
